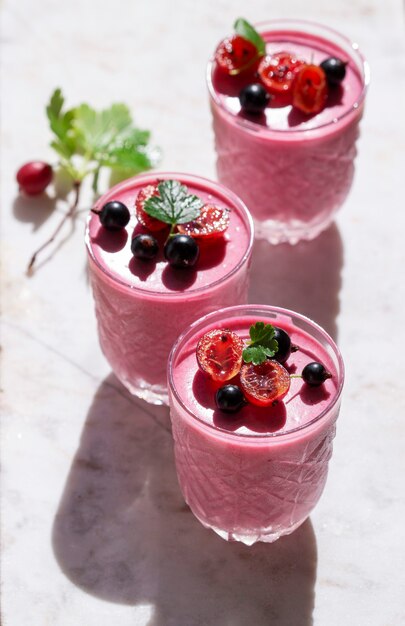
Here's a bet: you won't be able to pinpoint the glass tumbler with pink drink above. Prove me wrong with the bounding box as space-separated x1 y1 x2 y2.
168 304 344 544
208 18 369 244
86 172 254 405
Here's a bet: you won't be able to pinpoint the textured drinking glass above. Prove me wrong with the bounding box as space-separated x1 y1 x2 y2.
208 20 369 244
86 173 254 405
168 305 344 544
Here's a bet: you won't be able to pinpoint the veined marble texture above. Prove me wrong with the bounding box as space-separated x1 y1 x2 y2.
1 0 405 625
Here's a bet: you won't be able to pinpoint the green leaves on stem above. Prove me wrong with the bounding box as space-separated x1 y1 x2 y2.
242 322 279 365
46 88 158 193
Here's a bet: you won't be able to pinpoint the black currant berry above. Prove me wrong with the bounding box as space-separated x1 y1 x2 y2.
320 57 347 86
273 327 292 364
93 201 130 231
131 233 159 260
164 234 199 269
239 83 270 114
302 362 332 387
215 385 245 413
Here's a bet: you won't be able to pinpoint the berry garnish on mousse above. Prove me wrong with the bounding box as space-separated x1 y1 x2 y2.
302 362 332 386
215 384 245 413
292 64 328 115
240 360 290 407
177 205 230 239
135 184 167 231
93 179 232 272
16 161 53 196
92 200 130 231
131 233 159 260
320 57 347 86
239 83 270 114
164 234 200 269
214 20 349 118
273 326 297 364
196 321 332 415
197 329 243 382
258 51 305 101
215 18 266 76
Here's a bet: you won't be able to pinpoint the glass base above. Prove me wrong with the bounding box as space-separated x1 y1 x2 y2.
254 215 335 245
117 373 169 406
195 512 307 545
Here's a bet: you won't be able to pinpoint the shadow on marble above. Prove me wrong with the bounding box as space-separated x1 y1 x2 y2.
13 193 58 231
248 222 343 341
52 374 318 626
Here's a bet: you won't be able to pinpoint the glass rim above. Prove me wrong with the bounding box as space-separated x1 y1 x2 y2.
168 303 345 442
85 171 255 299
207 18 370 137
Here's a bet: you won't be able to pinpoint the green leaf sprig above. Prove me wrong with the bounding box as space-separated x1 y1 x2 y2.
242 322 279 365
46 88 158 192
27 88 159 275
234 18 266 57
143 180 203 233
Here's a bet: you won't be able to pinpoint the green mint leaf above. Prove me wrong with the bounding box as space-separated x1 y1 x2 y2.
46 88 77 158
248 321 275 345
71 102 157 175
242 322 278 364
45 88 159 190
234 18 266 56
73 103 133 155
143 180 203 226
243 345 273 365
46 88 64 121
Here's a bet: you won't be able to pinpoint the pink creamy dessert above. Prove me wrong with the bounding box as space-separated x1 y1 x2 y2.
208 20 369 243
168 305 344 544
86 173 253 404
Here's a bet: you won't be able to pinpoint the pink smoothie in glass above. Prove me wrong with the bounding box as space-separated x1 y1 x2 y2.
86 173 254 404
208 20 369 243
168 305 344 544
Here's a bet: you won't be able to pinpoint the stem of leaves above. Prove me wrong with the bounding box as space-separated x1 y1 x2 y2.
26 180 82 276
92 166 101 196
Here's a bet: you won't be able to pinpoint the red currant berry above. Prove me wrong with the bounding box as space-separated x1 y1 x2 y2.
215 35 260 75
177 205 230 239
197 329 243 382
258 52 305 101
292 64 328 115
240 360 290 407
16 161 53 196
135 185 167 232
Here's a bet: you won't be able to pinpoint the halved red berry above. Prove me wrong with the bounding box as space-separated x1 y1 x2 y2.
177 204 230 239
240 360 290 407
197 329 243 382
215 35 260 75
292 64 328 115
258 51 305 100
135 185 167 232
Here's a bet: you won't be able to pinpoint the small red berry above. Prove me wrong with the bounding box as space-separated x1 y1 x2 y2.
135 184 167 232
16 161 53 196
215 35 260 75
239 360 290 407
177 204 230 239
292 64 328 115
197 329 243 382
258 52 305 101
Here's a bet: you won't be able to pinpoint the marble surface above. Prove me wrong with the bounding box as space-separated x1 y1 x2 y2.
1 0 405 624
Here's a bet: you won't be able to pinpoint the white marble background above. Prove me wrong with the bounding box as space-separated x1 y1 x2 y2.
1 0 405 624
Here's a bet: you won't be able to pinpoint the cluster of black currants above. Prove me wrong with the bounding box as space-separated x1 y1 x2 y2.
93 200 200 269
132 232 199 269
